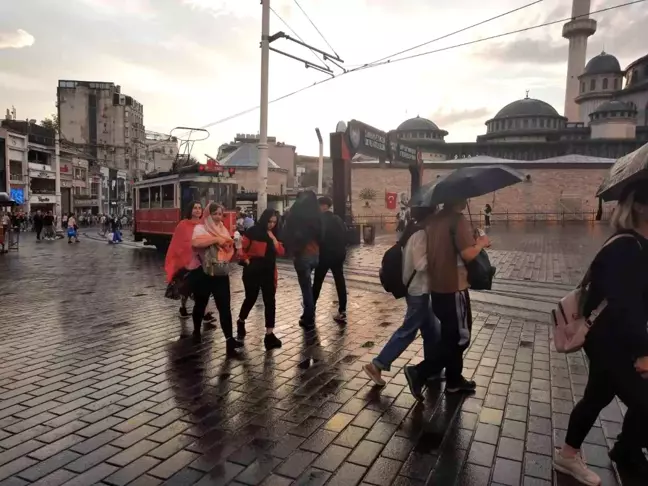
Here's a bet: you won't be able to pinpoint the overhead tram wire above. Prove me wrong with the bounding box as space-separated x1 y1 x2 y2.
146 0 540 150
356 0 543 71
269 6 331 70
149 0 643 146
292 0 340 59
361 0 646 70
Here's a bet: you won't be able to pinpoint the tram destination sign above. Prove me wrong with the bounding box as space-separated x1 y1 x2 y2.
346 119 419 164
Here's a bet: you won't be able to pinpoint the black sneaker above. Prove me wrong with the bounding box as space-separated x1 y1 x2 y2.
299 317 315 328
445 376 477 394
404 366 425 402
179 307 189 319
264 333 282 350
333 311 347 323
236 319 246 339
226 337 244 354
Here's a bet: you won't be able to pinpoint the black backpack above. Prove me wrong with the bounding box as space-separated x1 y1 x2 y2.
450 216 496 291
379 227 419 299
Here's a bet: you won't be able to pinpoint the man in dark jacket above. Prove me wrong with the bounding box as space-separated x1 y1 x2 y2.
33 210 43 240
312 196 348 322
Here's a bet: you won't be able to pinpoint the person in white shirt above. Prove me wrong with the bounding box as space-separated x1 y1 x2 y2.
363 206 440 386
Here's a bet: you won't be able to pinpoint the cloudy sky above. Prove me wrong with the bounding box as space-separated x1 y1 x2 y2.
0 0 646 158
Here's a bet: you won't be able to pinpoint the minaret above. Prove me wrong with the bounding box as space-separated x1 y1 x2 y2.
562 0 597 122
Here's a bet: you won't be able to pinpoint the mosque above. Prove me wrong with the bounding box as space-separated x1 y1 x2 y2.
393 0 647 162
345 0 648 220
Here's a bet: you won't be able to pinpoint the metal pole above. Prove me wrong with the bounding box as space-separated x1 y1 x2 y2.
54 132 62 234
315 128 323 194
257 0 270 217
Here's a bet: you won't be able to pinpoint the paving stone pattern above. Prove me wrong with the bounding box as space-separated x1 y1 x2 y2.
0 237 626 485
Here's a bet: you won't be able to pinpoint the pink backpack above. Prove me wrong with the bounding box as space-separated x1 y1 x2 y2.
552 234 640 353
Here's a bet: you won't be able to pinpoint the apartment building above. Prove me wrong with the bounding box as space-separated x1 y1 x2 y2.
144 131 178 173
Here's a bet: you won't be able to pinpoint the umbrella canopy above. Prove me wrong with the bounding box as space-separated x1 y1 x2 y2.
411 165 525 207
0 193 16 207
597 142 648 201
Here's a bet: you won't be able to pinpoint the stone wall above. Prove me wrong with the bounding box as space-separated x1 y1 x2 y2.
350 164 613 221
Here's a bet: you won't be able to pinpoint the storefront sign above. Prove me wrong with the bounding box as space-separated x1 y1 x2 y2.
60 164 71 173
29 170 56 180
29 194 55 204
74 199 98 207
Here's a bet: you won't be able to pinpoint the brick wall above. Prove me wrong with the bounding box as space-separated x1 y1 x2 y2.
350 165 613 221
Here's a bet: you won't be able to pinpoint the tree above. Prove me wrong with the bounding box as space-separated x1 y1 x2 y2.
40 114 59 131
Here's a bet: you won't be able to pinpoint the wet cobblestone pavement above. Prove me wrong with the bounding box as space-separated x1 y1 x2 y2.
0 230 629 485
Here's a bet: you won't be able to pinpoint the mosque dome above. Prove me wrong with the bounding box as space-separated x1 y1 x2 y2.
584 51 622 75
494 97 560 119
396 116 439 131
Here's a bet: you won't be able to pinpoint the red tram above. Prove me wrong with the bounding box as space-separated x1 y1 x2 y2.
132 160 238 251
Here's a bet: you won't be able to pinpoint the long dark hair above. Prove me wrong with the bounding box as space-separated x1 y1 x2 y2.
247 208 278 240
184 200 202 220
283 190 322 253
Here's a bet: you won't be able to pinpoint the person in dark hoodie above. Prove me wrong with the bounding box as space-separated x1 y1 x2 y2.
236 208 283 350
283 191 322 328
312 196 348 322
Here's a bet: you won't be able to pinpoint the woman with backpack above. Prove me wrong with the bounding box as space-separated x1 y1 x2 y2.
236 208 283 350
363 206 439 387
553 180 648 485
190 202 243 354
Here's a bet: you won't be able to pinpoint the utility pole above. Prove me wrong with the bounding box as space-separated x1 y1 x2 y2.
54 132 62 234
315 128 323 194
257 0 271 217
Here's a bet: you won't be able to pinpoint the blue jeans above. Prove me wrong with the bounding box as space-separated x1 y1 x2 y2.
373 293 439 372
294 254 319 322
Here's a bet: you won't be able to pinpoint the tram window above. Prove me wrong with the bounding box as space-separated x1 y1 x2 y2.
162 184 174 208
139 188 150 209
151 186 161 208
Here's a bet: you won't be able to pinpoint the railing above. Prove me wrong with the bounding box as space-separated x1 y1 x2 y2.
350 214 398 230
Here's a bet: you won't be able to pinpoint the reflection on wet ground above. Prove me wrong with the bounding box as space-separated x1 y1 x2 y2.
0 232 632 485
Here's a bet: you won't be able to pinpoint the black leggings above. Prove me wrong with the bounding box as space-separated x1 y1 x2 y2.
312 258 347 313
191 272 233 338
565 346 648 450
238 267 276 329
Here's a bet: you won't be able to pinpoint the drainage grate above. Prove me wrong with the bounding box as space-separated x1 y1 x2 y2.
519 341 534 348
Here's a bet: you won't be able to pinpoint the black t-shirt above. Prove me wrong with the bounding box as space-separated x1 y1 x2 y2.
43 215 54 226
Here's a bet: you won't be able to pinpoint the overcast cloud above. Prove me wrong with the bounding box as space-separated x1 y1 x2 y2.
0 0 645 155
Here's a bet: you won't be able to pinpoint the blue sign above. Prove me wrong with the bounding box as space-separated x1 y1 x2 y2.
10 188 24 204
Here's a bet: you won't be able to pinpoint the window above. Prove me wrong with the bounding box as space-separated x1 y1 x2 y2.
139 188 150 209
590 79 596 91
523 119 528 128
581 82 586 93
603 78 608 89
614 78 620 90
162 184 174 208
531 119 537 128
150 186 161 208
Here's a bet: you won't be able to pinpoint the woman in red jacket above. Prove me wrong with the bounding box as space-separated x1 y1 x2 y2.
236 208 284 350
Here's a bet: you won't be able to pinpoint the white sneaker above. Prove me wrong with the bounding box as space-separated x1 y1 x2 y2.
553 448 601 486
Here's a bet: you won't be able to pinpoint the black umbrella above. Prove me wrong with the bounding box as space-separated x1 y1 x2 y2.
411 165 525 207
597 142 648 201
0 192 16 207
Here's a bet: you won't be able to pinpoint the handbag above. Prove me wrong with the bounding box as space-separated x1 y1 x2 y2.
552 233 641 353
450 217 496 291
201 244 233 276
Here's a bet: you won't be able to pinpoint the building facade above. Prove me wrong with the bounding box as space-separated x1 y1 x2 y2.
144 132 178 174
57 80 145 213
0 127 28 209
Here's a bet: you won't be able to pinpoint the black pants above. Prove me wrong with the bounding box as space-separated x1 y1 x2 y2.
238 266 276 329
312 257 347 313
415 290 472 384
35 226 42 240
565 344 648 450
191 271 233 338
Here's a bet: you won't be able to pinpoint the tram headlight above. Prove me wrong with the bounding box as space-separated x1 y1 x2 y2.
228 168 236 178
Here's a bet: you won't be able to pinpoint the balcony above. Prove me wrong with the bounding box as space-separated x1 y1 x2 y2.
9 173 23 183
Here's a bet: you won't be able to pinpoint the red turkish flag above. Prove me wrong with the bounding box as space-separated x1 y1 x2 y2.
385 192 397 210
